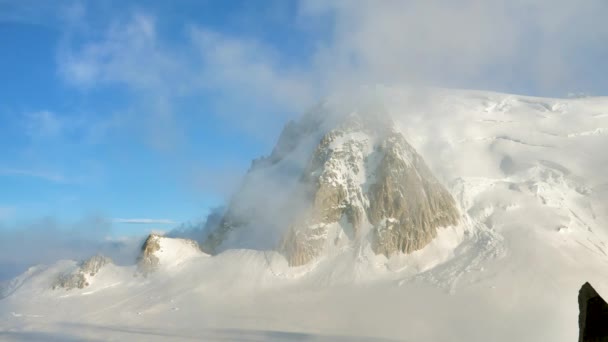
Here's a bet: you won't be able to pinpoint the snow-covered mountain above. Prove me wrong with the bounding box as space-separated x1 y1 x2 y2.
2 87 608 341
204 102 459 266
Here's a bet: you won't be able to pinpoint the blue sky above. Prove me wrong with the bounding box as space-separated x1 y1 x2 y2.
0 0 607 277
0 1 311 236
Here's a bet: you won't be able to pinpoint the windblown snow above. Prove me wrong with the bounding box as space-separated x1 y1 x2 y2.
1 87 608 342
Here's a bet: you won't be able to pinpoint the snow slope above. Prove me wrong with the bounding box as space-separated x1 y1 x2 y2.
144 234 206 270
1 87 608 341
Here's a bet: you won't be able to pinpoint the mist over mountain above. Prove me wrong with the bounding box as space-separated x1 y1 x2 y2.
2 88 608 341
3 0 608 340
203 97 459 266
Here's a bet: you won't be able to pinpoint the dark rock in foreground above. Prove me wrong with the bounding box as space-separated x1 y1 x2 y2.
579 282 608 342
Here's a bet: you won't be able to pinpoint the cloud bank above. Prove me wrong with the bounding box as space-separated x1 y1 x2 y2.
55 0 608 147
0 216 144 281
113 218 176 225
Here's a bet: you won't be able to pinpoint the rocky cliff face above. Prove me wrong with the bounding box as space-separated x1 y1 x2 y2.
137 234 162 276
204 103 459 265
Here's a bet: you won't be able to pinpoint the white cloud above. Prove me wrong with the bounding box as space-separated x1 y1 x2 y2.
55 12 312 155
0 167 67 183
189 27 317 113
51 1 608 197
58 13 317 115
58 14 174 90
57 13 195 151
298 0 608 94
59 1 608 125
113 218 176 225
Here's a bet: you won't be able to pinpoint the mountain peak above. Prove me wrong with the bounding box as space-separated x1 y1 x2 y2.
203 101 459 265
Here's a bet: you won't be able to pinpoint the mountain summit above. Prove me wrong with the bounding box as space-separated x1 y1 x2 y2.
203 101 459 265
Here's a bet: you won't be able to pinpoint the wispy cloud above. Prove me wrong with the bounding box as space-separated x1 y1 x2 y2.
0 206 15 221
56 11 316 145
20 108 122 145
0 215 144 281
56 1 608 146
189 27 317 113
58 14 174 90
47 1 607 203
0 167 67 183
6 107 124 188
23 110 63 139
113 218 176 225
56 13 193 151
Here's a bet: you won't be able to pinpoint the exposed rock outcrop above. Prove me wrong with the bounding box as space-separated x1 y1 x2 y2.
204 104 459 266
579 282 608 342
367 132 460 257
52 255 112 290
137 234 203 276
137 234 162 276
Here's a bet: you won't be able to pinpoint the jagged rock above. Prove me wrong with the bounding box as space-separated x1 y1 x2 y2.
204 104 459 266
137 234 162 276
579 282 608 342
137 234 203 276
52 255 112 290
80 254 112 276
